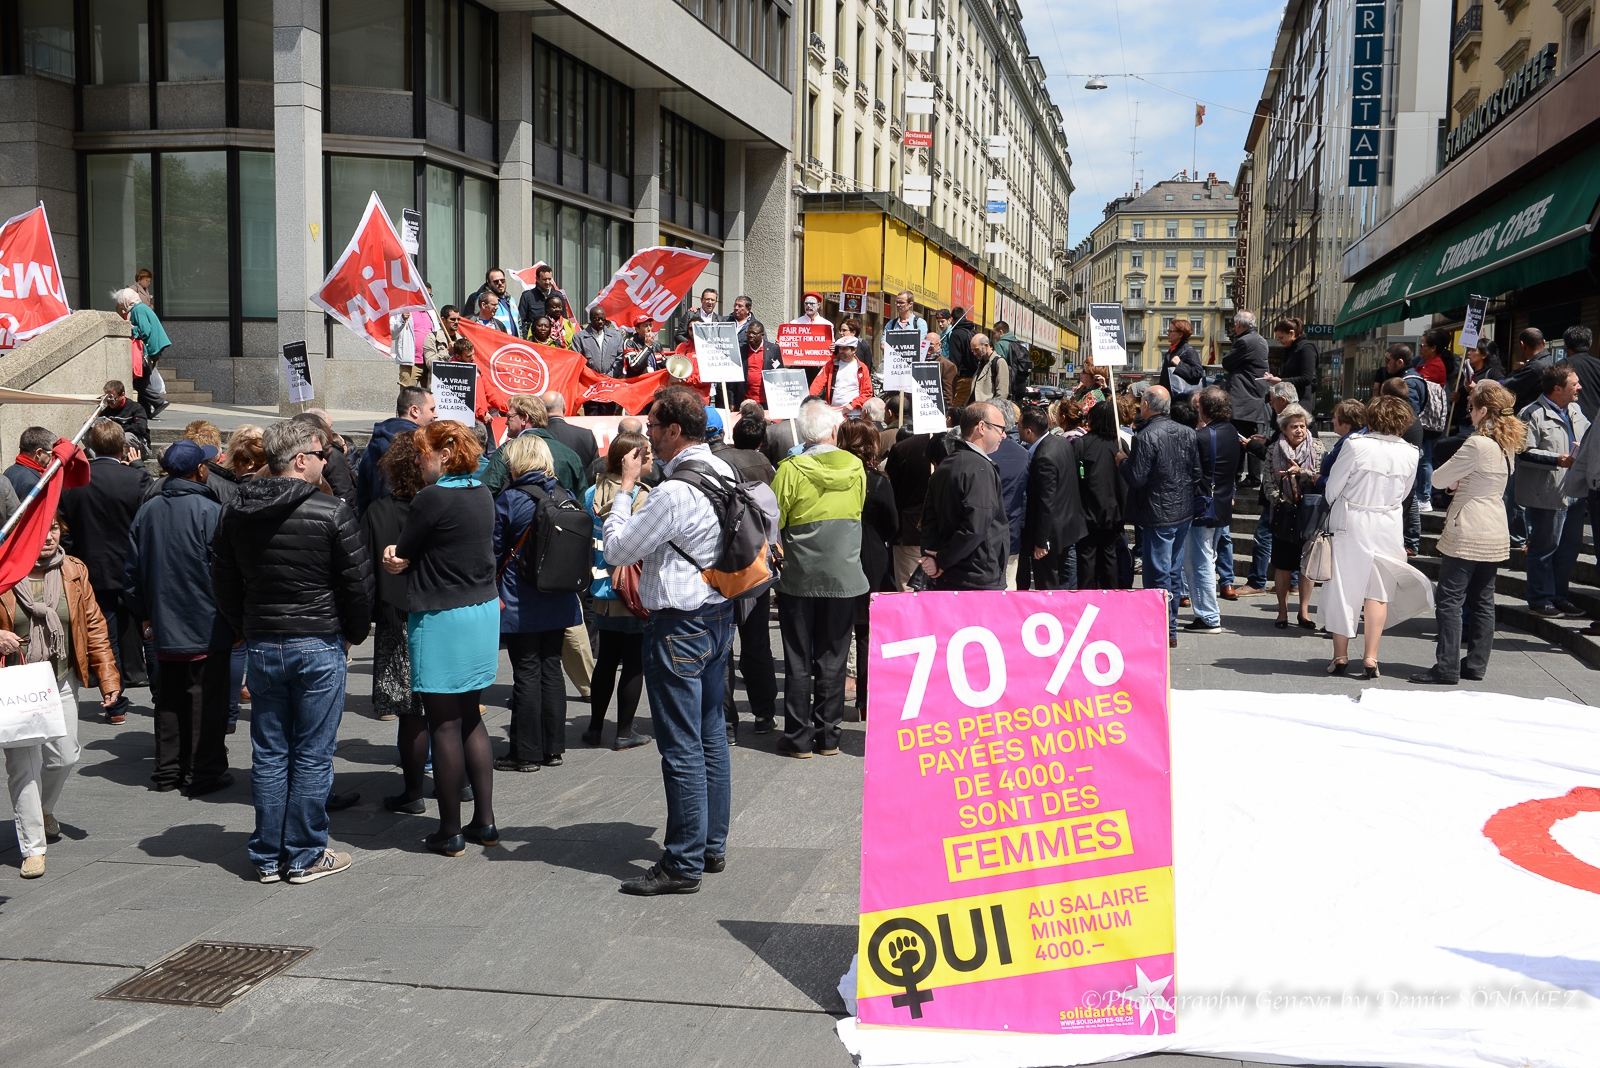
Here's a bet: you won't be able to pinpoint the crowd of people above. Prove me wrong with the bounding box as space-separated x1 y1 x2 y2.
4 273 1595 893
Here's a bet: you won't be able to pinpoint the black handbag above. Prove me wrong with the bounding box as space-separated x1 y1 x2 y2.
1193 426 1218 524
1296 493 1330 543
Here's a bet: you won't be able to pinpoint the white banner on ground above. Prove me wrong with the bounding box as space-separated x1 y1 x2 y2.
839 687 1600 1068
692 320 744 383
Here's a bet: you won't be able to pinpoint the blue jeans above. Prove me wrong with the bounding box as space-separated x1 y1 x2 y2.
1525 499 1587 608
1216 528 1236 587
228 643 246 726
1416 438 1435 504
245 635 348 875
1247 511 1273 588
643 601 735 880
1142 521 1191 639
1184 525 1226 627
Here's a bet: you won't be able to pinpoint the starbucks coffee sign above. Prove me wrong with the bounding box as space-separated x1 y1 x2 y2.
1444 44 1558 164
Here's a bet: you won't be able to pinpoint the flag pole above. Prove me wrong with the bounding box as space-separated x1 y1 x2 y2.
0 395 110 547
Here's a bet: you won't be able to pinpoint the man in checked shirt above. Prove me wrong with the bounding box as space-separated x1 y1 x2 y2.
603 386 739 895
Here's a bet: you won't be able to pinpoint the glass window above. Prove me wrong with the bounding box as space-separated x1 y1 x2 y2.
1193 221 1206 238
85 154 153 312
608 219 629 276
559 206 580 287
1162 316 1174 333
1192 250 1205 268
19 0 75 82
238 0 274 82
161 152 229 317
1164 251 1176 269
1228 220 1238 238
425 165 460 311
1226 251 1237 268
1163 283 1176 301
534 197 556 267
534 42 554 144
90 0 150 85
464 177 494 292
583 212 606 310
1131 221 1144 239
165 0 225 82
464 3 494 121
562 61 579 154
1129 285 1142 299
1130 251 1143 268
328 156 415 267
329 0 408 90
1165 220 1177 238
427 0 456 105
1191 285 1204 302
240 151 276 318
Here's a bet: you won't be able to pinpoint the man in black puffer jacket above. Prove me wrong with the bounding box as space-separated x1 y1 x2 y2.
1120 385 1201 648
212 420 371 886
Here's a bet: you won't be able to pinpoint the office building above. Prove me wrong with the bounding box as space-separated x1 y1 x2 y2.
0 0 794 408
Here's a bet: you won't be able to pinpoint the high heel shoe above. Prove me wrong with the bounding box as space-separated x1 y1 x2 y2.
1361 660 1380 679
463 823 500 847
1326 656 1349 675
425 831 466 857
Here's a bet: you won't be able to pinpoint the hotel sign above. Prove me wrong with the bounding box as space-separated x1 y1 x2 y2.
1443 45 1558 164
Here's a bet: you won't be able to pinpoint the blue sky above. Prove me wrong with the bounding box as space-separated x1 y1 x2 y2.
1016 0 1285 246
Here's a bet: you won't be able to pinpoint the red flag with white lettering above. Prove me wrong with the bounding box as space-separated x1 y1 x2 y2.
0 205 72 351
587 246 714 326
0 439 89 596
312 193 432 355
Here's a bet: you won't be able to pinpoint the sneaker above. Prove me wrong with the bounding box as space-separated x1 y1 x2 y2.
21 855 45 879
817 745 842 756
43 814 60 841
493 758 541 773
106 714 126 725
286 850 351 884
1529 603 1561 617
257 867 282 883
1182 620 1222 633
1556 602 1585 617
1417 500 1434 513
619 862 701 896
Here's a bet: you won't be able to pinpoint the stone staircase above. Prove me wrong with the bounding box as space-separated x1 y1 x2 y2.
1225 494 1600 669
153 361 213 404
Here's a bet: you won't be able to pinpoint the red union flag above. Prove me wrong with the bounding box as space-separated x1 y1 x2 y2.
588 246 713 325
312 192 432 354
0 204 72 351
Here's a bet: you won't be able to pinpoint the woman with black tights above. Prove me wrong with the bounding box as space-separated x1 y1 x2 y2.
1074 400 1128 590
382 420 499 856
492 435 585 771
583 431 652 749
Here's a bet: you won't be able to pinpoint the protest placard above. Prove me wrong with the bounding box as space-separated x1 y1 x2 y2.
910 363 945 435
692 320 744 383
282 341 313 403
762 368 809 418
882 329 921 390
858 590 1175 1036
1088 304 1129 367
432 362 478 424
777 322 834 367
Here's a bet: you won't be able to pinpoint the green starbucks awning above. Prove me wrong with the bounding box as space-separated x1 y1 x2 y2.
1334 243 1431 339
1404 141 1600 319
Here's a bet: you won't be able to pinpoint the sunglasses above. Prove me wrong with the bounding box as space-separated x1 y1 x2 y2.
299 448 330 461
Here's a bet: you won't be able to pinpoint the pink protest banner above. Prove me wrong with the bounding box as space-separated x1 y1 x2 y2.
858 590 1176 1036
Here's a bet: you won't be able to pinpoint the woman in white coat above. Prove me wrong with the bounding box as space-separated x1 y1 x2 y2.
1320 394 1435 678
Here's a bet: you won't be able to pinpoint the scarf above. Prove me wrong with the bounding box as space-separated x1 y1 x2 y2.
1273 433 1320 498
14 452 46 473
14 547 66 666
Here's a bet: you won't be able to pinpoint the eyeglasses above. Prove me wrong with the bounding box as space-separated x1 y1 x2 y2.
298 448 330 461
982 420 1006 434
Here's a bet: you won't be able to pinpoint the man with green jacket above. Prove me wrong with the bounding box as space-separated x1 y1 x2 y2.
482 393 589 497
771 397 868 759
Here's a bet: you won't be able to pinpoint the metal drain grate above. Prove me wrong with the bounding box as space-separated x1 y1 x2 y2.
98 941 315 1009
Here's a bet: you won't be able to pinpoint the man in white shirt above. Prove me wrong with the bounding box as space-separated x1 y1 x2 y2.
791 292 828 325
603 386 739 896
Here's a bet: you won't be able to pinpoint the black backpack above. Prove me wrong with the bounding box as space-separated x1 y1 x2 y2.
666 460 783 601
504 483 592 594
1001 336 1032 402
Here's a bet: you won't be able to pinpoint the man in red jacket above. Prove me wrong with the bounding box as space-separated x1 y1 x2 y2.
808 336 873 411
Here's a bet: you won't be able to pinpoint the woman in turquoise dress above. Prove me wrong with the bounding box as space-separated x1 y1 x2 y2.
382 420 498 856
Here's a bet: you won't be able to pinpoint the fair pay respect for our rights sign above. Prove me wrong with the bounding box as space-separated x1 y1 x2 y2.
858 590 1175 1036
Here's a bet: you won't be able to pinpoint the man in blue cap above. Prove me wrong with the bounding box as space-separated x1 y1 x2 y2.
124 439 238 795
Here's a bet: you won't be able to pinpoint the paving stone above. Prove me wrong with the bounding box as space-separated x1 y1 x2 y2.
181 975 409 1050
497 997 720 1067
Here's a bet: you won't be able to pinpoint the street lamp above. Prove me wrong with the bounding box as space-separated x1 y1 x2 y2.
1085 75 1108 90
